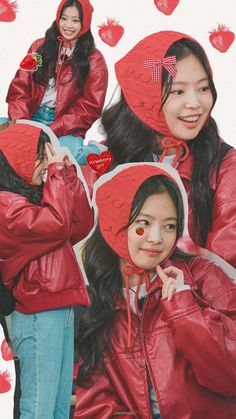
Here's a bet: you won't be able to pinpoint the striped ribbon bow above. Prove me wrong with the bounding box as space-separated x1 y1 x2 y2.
144 55 177 83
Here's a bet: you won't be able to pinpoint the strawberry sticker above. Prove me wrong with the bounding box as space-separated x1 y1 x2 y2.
0 370 11 393
209 24 235 53
154 0 180 15
1 339 13 361
98 18 124 47
87 151 113 175
20 52 42 72
0 0 18 22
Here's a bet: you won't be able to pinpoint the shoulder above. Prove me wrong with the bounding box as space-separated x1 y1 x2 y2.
187 256 232 285
88 48 108 69
28 38 45 51
215 147 236 201
0 191 29 216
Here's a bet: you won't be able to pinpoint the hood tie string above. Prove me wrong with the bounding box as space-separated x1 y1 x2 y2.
159 137 189 168
55 36 73 87
121 263 151 348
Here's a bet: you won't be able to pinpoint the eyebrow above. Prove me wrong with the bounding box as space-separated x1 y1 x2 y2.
172 77 209 86
61 13 80 18
138 213 177 221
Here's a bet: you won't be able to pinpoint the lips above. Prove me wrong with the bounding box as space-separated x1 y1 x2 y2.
141 248 162 256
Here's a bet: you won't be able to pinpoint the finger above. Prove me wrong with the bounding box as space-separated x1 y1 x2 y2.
45 143 53 159
156 265 169 284
163 266 184 285
46 142 56 156
167 283 176 301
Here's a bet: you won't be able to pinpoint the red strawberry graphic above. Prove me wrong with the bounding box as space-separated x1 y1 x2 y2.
154 0 180 15
0 370 11 393
98 18 124 47
209 24 235 53
0 0 18 22
1 339 13 361
20 52 42 72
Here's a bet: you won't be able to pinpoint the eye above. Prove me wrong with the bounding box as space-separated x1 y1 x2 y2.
136 219 149 226
164 223 177 231
170 89 184 95
199 85 210 92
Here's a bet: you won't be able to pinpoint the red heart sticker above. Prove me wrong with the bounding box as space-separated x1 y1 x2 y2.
87 151 113 175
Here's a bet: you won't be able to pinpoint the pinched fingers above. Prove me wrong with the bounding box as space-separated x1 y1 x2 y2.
156 264 185 301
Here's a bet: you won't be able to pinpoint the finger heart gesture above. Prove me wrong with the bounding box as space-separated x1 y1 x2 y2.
156 265 185 301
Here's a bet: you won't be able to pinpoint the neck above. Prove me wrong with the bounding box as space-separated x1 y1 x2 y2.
154 134 176 156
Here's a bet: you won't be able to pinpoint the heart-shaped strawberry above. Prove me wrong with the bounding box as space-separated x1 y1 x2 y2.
0 370 11 393
209 24 235 53
1 339 13 361
154 0 180 15
20 52 42 72
0 0 18 22
87 151 113 175
98 18 124 47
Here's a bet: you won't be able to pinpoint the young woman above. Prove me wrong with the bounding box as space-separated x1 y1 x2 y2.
74 163 236 419
6 0 108 164
101 31 236 268
0 123 93 418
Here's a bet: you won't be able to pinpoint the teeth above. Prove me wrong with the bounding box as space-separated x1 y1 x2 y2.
180 116 199 122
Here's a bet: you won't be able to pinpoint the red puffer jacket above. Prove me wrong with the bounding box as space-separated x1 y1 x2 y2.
177 148 236 268
75 257 236 419
0 163 93 314
6 38 108 138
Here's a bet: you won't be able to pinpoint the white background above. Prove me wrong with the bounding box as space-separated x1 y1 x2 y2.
0 0 236 146
0 1 235 416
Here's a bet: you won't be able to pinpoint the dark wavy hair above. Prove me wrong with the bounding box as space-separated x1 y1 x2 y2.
33 0 95 93
0 131 50 205
103 38 232 246
78 175 191 385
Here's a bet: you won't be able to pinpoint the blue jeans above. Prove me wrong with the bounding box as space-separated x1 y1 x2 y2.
32 106 101 165
11 307 74 419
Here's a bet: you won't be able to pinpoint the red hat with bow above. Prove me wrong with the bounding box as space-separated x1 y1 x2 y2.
115 31 212 166
0 124 42 184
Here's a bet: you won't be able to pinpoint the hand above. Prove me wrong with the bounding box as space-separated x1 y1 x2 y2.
156 265 185 301
46 143 73 168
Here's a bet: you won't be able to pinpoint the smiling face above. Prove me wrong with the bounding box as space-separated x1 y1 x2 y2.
127 192 177 275
162 54 213 142
59 5 82 46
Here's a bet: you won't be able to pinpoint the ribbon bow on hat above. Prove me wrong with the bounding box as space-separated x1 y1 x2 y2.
144 55 177 84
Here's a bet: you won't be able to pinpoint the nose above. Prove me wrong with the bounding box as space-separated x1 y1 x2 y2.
147 225 162 244
184 90 201 109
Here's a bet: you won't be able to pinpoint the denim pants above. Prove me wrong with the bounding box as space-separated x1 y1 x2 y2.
32 106 101 165
11 307 74 419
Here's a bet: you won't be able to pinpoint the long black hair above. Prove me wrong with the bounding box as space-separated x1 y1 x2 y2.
103 38 232 246
0 131 50 205
33 0 95 93
78 175 191 385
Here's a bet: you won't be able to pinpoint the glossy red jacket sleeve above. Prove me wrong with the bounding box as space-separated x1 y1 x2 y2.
161 258 236 397
49 50 108 137
206 149 236 268
6 40 43 120
63 165 94 245
4 163 79 263
74 371 136 419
